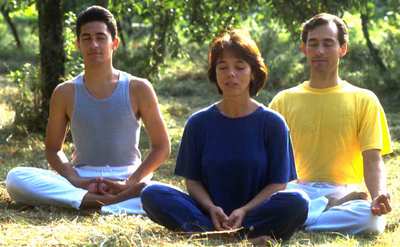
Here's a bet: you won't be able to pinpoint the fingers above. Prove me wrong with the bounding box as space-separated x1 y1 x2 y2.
226 217 241 229
210 207 229 231
87 182 99 193
371 194 392 216
226 211 244 229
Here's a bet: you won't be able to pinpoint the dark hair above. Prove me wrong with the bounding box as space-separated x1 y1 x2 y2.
76 5 117 40
301 13 348 46
208 29 268 96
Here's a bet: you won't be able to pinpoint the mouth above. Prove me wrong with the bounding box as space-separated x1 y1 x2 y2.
224 82 239 87
311 58 327 63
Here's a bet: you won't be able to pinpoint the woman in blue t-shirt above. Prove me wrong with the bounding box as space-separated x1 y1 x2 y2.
141 29 309 243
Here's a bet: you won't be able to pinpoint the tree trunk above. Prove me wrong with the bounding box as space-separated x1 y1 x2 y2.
0 5 22 48
360 13 394 89
37 0 65 121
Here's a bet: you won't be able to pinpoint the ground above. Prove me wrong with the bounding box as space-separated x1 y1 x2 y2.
0 75 399 246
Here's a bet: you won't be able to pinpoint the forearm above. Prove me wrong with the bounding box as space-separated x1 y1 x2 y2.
46 149 78 181
127 143 170 184
364 157 387 199
241 183 286 213
186 179 216 212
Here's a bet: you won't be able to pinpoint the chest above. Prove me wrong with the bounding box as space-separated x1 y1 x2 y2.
200 122 268 173
285 94 358 135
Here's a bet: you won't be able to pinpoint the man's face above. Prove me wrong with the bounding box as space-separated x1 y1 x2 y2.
76 21 118 66
301 22 347 74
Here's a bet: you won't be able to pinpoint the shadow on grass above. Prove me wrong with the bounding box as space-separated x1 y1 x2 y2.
0 196 100 225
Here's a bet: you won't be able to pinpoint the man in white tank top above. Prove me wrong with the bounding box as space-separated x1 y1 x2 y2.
6 5 170 214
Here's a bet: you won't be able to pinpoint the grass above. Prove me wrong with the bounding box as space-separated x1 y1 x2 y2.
0 73 399 247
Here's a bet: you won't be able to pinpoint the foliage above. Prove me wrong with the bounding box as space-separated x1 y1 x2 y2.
268 0 368 37
0 0 399 134
64 10 83 79
7 63 42 134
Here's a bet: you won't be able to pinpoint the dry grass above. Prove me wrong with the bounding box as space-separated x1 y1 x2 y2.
0 76 399 246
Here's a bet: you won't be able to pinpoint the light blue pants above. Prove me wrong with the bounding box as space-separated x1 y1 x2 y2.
287 182 385 234
6 166 145 214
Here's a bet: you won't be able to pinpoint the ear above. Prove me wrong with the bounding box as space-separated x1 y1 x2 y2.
112 36 120 51
300 42 306 55
339 42 348 58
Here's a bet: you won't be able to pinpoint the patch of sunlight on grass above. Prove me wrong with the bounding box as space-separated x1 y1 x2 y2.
0 103 14 128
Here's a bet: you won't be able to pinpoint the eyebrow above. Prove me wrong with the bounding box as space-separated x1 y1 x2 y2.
217 58 246 64
80 32 108 37
308 37 336 43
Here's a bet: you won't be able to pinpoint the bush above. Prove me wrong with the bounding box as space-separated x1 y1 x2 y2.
8 63 44 134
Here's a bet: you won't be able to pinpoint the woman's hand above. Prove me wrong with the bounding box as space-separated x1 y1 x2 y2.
207 205 230 231
225 208 247 229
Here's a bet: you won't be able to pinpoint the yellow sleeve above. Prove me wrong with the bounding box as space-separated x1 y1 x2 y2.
358 92 392 155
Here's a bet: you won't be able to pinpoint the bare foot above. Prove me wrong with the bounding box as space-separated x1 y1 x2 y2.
249 235 276 246
325 191 368 210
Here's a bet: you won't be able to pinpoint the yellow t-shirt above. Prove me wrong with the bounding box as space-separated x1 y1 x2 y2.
269 80 392 184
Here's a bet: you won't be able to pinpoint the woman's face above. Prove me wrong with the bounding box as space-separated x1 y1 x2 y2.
215 50 252 98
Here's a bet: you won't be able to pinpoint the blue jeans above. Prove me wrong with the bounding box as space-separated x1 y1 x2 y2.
141 183 309 240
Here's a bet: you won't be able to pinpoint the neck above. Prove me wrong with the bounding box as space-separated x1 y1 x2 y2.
218 95 257 118
309 69 340 89
84 64 116 86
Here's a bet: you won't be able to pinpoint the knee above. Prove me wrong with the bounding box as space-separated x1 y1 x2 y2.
277 190 310 217
141 183 172 209
355 202 386 234
366 215 386 234
6 167 29 189
6 167 32 199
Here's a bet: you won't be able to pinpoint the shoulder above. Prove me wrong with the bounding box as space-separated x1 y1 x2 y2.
185 105 216 126
51 80 75 101
343 82 381 104
127 74 158 108
258 105 288 129
127 73 154 93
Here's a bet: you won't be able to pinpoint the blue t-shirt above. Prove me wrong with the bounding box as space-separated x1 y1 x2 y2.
175 104 297 215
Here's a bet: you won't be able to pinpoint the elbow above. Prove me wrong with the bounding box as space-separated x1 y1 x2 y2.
153 138 171 163
277 183 287 190
162 137 171 161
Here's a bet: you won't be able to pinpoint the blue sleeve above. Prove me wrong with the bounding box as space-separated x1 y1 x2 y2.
265 113 297 183
174 117 203 181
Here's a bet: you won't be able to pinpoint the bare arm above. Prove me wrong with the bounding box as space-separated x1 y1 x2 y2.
186 179 229 230
128 79 170 184
363 149 391 215
101 79 170 203
226 183 286 229
45 83 80 183
241 183 285 213
186 179 216 212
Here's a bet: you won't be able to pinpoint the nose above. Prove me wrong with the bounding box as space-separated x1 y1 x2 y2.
316 44 325 55
90 39 99 48
227 67 236 77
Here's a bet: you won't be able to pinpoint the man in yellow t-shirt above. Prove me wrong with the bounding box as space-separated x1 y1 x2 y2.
269 13 392 234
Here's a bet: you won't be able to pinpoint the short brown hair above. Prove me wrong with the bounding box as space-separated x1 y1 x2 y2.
301 13 348 45
76 5 118 40
208 29 268 96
